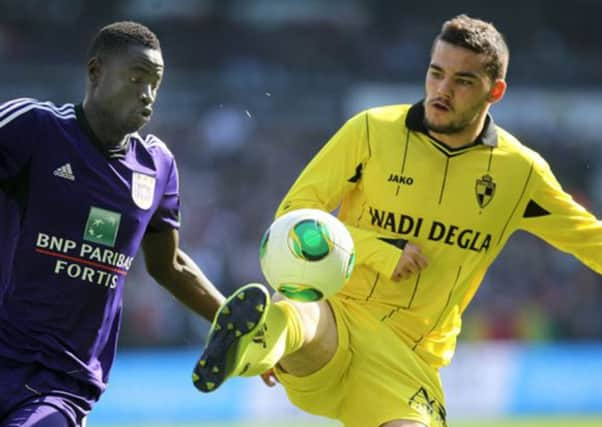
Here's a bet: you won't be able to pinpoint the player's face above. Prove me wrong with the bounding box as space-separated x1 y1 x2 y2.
424 40 494 134
92 45 164 134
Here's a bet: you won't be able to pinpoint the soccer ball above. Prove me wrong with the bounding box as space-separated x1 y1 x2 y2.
259 209 355 302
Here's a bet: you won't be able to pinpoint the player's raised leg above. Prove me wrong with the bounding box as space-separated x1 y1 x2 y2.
272 293 338 377
192 283 338 392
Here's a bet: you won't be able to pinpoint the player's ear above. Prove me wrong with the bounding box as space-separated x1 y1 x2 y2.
87 56 102 85
488 79 507 104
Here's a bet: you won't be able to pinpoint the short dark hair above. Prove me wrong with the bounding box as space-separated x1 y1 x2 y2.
88 21 161 59
434 14 509 81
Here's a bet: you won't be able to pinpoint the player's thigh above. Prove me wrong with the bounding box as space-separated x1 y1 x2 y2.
0 359 94 427
380 420 426 427
1 403 71 427
337 301 447 427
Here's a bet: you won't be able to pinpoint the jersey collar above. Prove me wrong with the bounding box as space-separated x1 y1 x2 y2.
75 104 131 159
405 101 498 148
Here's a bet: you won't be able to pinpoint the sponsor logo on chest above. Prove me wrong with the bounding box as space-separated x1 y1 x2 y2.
369 207 492 253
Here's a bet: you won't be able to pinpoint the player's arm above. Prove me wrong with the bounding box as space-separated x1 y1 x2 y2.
518 158 602 274
341 225 427 281
141 152 225 321
142 228 225 322
275 112 368 216
276 111 426 280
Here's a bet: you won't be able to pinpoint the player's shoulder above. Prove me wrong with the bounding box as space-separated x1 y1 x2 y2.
0 98 75 128
132 132 176 162
495 125 547 168
359 104 411 124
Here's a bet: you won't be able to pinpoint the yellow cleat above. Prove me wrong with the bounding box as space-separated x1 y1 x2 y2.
192 283 272 394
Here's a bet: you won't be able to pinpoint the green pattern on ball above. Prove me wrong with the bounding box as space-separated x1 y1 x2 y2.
291 219 331 261
345 251 356 280
278 284 324 302
259 229 270 260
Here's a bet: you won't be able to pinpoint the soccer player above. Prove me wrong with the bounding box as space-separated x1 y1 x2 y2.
193 14 602 427
0 22 225 426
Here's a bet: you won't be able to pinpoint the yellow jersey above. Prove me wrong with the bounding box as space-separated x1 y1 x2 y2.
276 102 602 368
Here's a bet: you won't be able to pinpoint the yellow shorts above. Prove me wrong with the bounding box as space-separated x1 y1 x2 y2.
275 297 447 427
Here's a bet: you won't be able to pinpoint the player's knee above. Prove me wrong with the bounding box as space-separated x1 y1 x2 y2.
302 300 338 356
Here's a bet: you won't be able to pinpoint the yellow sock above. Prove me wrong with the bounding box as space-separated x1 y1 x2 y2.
235 300 305 377
275 300 305 357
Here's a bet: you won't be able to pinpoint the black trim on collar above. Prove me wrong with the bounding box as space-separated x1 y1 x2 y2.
405 101 498 148
75 104 130 159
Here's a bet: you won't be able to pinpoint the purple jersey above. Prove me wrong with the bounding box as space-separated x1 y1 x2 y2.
0 98 180 395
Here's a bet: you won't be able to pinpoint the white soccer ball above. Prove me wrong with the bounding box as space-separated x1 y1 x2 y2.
259 208 355 302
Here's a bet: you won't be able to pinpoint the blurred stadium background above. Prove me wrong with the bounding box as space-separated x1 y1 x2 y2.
1 0 601 425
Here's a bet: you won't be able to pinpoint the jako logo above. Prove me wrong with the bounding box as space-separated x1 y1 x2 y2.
388 173 414 185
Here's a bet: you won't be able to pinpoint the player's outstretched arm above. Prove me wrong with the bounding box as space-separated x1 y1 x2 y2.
141 228 226 322
519 159 602 274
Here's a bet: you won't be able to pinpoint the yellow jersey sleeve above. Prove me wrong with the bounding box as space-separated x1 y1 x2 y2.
345 224 403 280
518 156 602 273
276 112 402 279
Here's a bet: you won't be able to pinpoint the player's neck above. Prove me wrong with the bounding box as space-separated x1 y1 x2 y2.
81 100 129 149
429 111 488 149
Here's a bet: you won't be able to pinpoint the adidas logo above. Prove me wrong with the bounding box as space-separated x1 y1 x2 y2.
53 163 75 181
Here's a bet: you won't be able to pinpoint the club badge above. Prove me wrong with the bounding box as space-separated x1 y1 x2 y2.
475 174 496 208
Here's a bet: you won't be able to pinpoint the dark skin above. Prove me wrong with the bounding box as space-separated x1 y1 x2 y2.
142 229 225 322
81 43 225 321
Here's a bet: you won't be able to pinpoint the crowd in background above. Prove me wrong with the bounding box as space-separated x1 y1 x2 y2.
0 0 600 347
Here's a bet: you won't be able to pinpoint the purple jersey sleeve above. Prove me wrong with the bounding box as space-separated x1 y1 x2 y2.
0 99 52 296
145 138 181 232
0 98 41 179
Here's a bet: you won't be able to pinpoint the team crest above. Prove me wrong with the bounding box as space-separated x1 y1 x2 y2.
132 172 156 210
475 174 496 208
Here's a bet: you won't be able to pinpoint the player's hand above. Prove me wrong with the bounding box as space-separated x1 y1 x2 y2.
391 242 428 281
260 368 279 387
